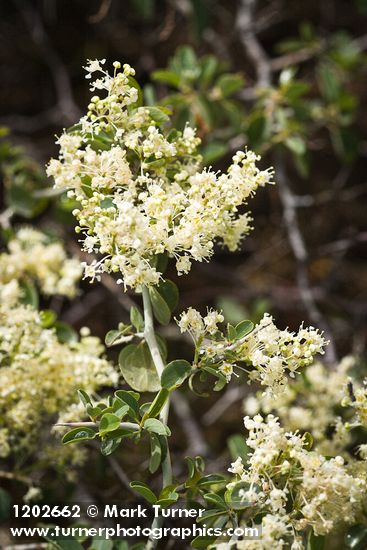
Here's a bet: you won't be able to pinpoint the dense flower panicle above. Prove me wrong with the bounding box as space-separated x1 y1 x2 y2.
0 281 118 459
244 357 354 455
225 414 367 549
177 310 327 394
47 60 274 289
0 227 82 297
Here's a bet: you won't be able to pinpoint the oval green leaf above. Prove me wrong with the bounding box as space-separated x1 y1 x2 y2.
62 427 97 445
161 360 192 390
119 343 160 393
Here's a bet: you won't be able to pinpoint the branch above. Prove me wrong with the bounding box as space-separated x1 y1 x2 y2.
171 392 210 456
237 0 271 87
236 0 336 362
276 157 337 363
13 0 81 124
141 286 172 550
202 386 244 426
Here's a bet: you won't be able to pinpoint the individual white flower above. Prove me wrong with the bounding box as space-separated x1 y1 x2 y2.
228 457 244 476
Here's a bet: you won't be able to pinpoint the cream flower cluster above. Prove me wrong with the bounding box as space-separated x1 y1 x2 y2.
0 227 82 297
243 315 327 393
226 414 366 548
244 357 354 455
177 310 326 395
0 281 118 459
47 60 274 289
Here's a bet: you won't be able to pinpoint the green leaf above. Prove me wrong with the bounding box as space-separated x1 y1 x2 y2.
130 481 157 504
197 509 228 524
191 535 218 549
235 320 254 340
54 321 78 344
318 62 340 102
149 433 162 473
142 388 170 421
197 474 227 487
176 46 198 71
157 280 179 311
7 184 47 218
77 389 92 407
143 418 171 436
100 437 122 456
204 493 227 510
148 288 171 325
99 413 121 436
285 135 306 156
201 142 228 164
227 434 251 462
152 69 181 88
161 360 192 390
303 431 313 451
215 73 244 97
200 55 219 88
226 323 237 342
115 390 141 420
158 484 179 502
105 329 131 347
130 306 144 331
247 113 267 148
144 106 171 125
308 530 325 550
39 309 56 328
86 404 104 420
119 343 160 392
62 427 97 445
149 279 179 325
19 280 38 308
112 401 130 419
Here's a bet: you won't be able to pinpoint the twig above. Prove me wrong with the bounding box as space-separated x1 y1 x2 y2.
4 545 48 550
107 455 136 495
236 0 337 362
237 0 271 87
13 0 81 124
202 386 244 426
142 287 172 550
171 392 210 456
276 157 337 362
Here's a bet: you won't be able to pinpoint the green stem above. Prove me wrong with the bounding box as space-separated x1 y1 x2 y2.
142 286 172 550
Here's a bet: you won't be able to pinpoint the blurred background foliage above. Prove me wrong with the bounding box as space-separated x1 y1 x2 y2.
1 0 367 547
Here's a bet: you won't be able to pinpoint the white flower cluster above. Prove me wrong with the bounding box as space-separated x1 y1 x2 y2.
227 414 366 548
244 357 354 455
0 281 118 459
47 60 274 289
177 307 224 339
177 310 326 394
0 227 82 297
243 315 327 394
